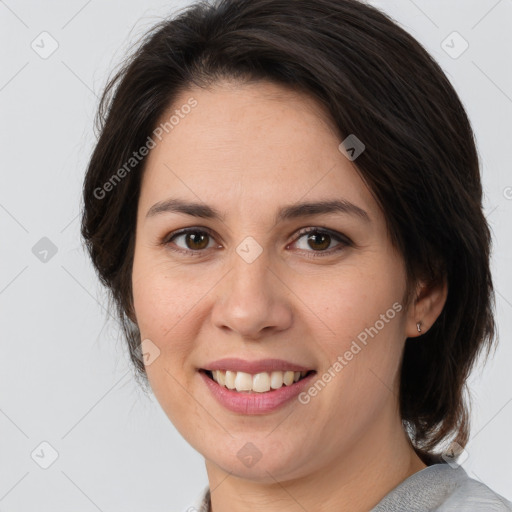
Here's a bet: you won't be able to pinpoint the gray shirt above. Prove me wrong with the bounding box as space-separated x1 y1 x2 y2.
182 463 512 511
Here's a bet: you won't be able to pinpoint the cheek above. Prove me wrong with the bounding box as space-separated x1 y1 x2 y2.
132 253 201 335
308 261 406 406
316 262 405 343
131 258 196 382
131 259 206 430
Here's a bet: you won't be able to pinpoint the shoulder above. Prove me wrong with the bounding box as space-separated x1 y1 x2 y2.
371 463 512 512
183 467 512 512
439 472 512 512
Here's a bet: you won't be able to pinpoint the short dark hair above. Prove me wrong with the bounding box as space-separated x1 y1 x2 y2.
81 0 497 463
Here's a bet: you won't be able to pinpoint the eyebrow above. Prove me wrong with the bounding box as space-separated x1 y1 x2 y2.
146 198 371 224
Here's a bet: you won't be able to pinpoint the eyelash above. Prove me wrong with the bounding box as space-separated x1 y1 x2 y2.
160 226 351 259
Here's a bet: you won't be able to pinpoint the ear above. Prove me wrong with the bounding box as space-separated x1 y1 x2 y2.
405 275 448 338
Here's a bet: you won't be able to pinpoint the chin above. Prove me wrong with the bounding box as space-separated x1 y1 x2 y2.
203 438 312 483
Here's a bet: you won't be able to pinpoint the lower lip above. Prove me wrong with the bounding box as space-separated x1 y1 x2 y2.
199 370 316 414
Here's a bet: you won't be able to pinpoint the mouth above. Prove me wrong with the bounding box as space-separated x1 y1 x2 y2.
199 368 316 393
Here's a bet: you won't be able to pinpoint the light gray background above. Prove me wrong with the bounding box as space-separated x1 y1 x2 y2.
1 0 511 510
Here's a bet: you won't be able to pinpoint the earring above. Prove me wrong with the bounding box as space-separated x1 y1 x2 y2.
417 322 422 333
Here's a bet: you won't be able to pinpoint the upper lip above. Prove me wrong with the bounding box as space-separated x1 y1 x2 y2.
201 358 314 374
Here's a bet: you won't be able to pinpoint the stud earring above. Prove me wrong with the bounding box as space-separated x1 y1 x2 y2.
417 322 422 333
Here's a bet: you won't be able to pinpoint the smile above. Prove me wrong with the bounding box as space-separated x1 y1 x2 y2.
202 369 314 393
199 367 317 414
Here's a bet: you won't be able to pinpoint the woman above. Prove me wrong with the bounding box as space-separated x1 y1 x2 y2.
80 0 512 510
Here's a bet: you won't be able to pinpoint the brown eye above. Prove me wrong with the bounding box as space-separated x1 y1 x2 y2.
184 231 210 250
292 228 350 257
165 229 216 252
305 232 331 251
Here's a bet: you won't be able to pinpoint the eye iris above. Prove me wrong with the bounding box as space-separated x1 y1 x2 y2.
186 232 209 250
178 231 336 252
307 232 330 250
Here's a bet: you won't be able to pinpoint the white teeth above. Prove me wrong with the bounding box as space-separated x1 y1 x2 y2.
252 372 271 392
270 371 283 389
208 369 310 393
283 370 295 386
234 371 253 392
225 370 236 389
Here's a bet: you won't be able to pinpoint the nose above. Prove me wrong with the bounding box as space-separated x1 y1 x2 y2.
210 247 293 340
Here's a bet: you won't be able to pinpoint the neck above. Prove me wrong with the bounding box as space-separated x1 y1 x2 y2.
205 410 427 512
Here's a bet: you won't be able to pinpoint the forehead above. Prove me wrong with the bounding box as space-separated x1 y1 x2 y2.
139 80 378 222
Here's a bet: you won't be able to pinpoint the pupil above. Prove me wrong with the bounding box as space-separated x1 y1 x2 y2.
308 233 330 250
187 232 208 250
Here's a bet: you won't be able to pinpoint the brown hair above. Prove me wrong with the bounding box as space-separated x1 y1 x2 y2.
81 0 497 463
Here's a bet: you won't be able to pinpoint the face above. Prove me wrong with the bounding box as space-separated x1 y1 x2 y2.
132 80 415 483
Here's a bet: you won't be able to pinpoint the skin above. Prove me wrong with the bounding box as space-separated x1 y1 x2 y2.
131 79 448 512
